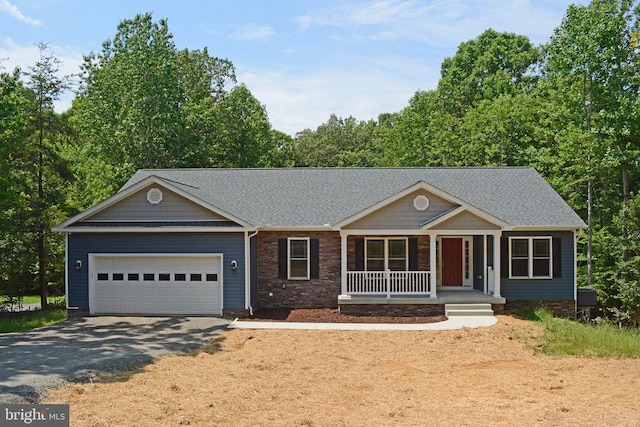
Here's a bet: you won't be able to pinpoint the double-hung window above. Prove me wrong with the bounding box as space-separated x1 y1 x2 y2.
288 238 310 280
509 237 552 279
366 238 407 271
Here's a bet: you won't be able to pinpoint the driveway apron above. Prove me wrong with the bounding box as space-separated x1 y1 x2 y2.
0 316 228 403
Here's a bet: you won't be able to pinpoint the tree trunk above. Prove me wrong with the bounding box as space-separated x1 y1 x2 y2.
587 175 593 288
621 159 630 261
38 224 47 309
38 112 48 310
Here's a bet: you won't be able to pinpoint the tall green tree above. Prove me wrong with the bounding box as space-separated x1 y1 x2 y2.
544 0 640 305
23 43 71 308
291 114 379 167
214 84 273 168
74 14 237 188
0 68 32 304
438 29 539 116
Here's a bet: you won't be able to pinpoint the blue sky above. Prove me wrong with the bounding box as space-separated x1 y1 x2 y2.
1 0 586 135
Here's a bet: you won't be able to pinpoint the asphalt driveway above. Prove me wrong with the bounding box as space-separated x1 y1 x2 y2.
0 316 229 403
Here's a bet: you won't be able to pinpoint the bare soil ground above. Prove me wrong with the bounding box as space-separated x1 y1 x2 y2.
45 315 640 426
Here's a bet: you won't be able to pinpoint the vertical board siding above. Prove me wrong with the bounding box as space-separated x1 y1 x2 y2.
500 231 575 300
68 232 245 310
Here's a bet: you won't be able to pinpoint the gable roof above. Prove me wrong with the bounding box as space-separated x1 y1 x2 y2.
110 167 585 230
54 175 252 232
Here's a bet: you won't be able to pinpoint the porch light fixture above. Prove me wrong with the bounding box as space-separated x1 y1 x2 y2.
413 195 430 211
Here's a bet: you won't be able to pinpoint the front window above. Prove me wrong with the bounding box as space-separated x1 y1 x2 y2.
366 239 385 271
510 237 552 279
288 238 309 279
366 238 407 271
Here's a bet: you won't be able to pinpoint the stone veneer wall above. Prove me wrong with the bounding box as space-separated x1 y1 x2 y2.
339 304 445 317
504 300 576 318
257 231 341 309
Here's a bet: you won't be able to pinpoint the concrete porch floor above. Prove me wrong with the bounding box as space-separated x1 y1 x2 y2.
338 290 506 305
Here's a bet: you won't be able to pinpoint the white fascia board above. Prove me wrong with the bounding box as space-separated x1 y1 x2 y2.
57 226 252 233
510 225 587 231
420 205 511 231
333 181 434 229
54 176 254 232
333 180 508 230
258 225 333 232
339 229 425 236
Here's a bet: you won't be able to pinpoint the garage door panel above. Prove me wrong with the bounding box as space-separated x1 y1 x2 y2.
90 254 222 315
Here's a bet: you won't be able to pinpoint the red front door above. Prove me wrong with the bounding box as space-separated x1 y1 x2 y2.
442 238 463 286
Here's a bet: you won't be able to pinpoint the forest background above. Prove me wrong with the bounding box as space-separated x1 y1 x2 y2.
1 0 639 325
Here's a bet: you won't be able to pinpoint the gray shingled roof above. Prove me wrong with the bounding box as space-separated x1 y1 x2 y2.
123 167 586 229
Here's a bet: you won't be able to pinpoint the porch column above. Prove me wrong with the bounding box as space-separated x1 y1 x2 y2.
429 233 437 298
483 234 488 294
492 232 501 297
340 232 348 295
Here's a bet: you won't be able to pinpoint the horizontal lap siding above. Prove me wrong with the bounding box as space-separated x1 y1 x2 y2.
345 190 457 230
86 187 227 222
68 232 245 310
501 231 574 300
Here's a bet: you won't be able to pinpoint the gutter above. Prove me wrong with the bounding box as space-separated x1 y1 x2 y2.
246 230 259 316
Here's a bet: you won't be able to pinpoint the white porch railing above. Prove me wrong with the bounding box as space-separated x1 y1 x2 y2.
346 271 431 297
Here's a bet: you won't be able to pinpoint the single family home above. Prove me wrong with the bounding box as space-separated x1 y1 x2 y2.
54 167 586 318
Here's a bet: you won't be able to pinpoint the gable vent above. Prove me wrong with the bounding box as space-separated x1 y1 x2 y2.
413 195 429 211
147 188 163 205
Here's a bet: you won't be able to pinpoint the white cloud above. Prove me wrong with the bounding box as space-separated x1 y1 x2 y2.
296 0 575 46
0 38 84 112
231 24 276 41
238 60 440 136
0 0 42 26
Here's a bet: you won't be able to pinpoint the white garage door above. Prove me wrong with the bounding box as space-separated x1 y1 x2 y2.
89 254 222 315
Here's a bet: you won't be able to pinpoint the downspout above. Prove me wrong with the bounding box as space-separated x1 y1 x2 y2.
64 233 69 309
246 230 259 316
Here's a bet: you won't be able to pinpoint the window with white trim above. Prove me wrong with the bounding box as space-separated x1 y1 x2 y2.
288 238 310 279
366 238 407 271
509 237 552 279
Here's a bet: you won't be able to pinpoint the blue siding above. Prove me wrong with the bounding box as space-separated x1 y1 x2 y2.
67 232 245 310
501 231 575 300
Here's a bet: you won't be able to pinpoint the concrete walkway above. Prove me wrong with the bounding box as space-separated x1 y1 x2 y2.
228 315 498 331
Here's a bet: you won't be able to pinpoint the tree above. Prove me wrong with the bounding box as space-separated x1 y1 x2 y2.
23 42 71 308
0 68 31 305
75 13 186 184
544 0 640 298
214 84 273 168
291 115 379 167
438 29 539 116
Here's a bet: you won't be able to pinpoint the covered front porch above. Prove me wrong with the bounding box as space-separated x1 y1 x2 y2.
339 231 505 306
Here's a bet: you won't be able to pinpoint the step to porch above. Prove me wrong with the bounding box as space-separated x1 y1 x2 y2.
445 303 494 317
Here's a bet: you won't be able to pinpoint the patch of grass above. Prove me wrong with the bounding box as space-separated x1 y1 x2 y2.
20 295 65 305
0 309 67 333
531 308 640 357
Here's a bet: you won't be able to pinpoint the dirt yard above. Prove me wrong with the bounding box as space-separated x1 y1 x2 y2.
45 315 640 426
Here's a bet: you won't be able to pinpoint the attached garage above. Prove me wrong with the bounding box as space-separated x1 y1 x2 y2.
89 254 223 315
